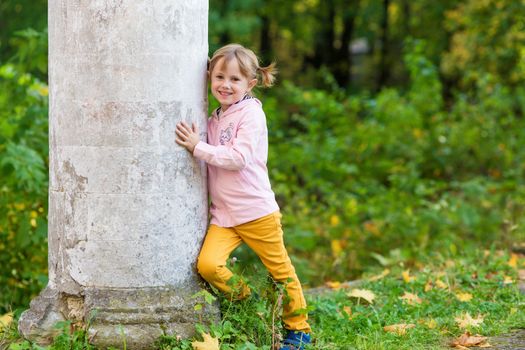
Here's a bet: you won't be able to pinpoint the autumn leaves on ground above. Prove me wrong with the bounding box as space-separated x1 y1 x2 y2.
1 249 523 349
307 250 525 349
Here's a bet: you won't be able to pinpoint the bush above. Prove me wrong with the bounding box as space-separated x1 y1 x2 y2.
260 41 525 284
0 29 49 314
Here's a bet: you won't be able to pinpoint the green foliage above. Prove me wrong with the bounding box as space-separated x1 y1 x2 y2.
0 1 47 65
0 29 49 314
441 0 525 88
209 0 264 53
404 38 443 116
155 272 288 350
3 321 94 350
47 322 94 350
261 42 525 284
7 28 48 79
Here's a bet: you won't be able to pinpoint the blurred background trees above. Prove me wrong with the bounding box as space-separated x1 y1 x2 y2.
1 0 524 314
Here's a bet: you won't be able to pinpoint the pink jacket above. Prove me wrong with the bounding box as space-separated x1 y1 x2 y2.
193 97 279 227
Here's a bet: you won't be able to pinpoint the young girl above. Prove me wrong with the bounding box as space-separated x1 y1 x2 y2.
175 44 311 349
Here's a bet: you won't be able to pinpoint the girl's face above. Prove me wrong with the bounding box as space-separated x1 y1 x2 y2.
210 57 257 112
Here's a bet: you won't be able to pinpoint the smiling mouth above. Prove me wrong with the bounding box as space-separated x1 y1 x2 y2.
218 91 232 97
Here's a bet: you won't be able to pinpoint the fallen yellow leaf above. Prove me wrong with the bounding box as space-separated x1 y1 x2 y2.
508 253 519 268
424 279 433 292
426 318 437 329
0 312 13 330
342 306 352 319
450 332 489 348
402 270 414 283
399 292 422 305
325 281 342 290
368 269 390 281
192 333 219 350
455 312 484 329
383 323 415 335
435 279 448 289
455 292 473 302
347 289 376 304
503 275 514 284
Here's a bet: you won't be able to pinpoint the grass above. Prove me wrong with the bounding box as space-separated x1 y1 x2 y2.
309 250 525 349
1 248 524 349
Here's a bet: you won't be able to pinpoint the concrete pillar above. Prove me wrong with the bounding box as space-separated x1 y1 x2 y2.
18 1 214 348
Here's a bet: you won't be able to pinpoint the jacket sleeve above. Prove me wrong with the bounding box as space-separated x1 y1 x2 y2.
193 107 265 170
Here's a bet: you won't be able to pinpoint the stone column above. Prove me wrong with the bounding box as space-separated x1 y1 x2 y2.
19 1 214 348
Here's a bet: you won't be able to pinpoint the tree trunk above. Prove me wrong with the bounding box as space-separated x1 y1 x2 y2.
333 0 359 88
306 0 336 69
260 14 273 64
402 0 411 37
378 0 390 89
18 1 214 348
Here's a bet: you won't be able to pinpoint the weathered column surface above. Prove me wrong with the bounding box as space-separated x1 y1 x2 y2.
19 1 214 348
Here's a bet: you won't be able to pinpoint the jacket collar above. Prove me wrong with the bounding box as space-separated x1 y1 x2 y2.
213 96 262 120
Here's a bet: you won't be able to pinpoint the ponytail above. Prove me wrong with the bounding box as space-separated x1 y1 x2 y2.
257 62 277 88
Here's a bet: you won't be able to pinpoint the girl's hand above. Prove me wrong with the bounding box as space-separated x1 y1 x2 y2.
175 122 200 153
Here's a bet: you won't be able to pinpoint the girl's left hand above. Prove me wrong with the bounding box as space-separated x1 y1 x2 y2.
175 122 200 153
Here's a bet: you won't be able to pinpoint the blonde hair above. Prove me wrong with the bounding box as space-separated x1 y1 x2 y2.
208 43 277 89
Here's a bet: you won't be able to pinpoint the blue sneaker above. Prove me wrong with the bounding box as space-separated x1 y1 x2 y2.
280 330 311 349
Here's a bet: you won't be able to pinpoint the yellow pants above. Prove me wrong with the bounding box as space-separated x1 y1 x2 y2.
197 211 311 332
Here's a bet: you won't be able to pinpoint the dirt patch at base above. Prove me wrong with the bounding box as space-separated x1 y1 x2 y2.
474 329 525 350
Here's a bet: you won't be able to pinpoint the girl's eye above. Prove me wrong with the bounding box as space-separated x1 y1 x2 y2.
232 78 240 82
215 75 223 79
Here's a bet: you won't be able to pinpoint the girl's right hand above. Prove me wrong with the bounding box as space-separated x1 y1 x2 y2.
175 122 200 153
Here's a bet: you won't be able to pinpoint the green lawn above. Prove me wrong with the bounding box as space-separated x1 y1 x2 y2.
2 248 524 350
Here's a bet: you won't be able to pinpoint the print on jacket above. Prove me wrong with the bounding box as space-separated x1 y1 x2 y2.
219 123 234 145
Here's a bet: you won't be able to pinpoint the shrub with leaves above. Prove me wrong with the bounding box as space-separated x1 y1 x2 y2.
0 29 49 314
261 40 525 284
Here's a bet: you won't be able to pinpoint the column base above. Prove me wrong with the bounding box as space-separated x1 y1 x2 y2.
18 285 66 345
19 284 220 349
